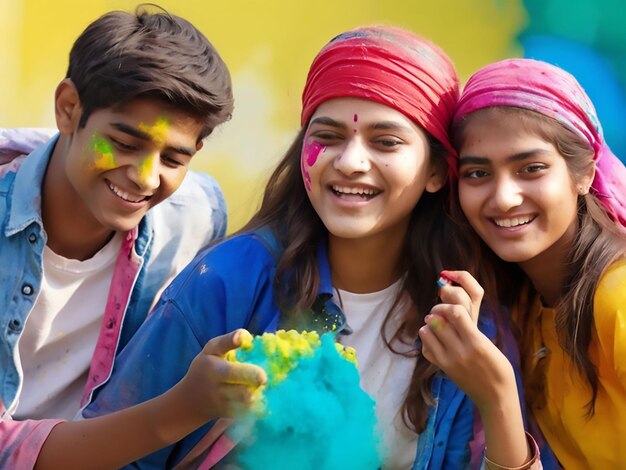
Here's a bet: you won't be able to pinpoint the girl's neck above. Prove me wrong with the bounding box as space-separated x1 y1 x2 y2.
328 233 404 294
518 220 578 307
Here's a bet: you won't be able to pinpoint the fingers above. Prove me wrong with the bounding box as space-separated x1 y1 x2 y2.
428 303 476 339
201 330 267 387
225 361 267 387
202 329 252 356
437 270 484 325
418 323 445 367
220 383 262 411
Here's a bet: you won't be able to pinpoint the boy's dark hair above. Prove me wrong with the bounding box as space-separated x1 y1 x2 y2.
67 4 233 139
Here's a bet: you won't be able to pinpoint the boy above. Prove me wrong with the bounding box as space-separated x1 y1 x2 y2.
0 6 265 468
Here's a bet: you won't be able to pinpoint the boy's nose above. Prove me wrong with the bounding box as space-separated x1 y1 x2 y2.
130 152 160 191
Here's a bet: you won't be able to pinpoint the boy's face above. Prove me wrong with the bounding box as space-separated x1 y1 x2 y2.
61 97 204 233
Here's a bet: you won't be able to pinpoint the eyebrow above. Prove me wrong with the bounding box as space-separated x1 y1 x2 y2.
110 122 195 156
458 149 552 167
309 116 347 130
309 117 412 133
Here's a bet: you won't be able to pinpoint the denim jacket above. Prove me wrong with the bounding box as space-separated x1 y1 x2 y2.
0 130 227 468
85 229 478 469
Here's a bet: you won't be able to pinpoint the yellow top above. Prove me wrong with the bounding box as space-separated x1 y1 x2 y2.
514 258 626 469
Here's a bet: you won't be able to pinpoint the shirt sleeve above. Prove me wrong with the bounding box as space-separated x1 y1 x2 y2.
83 234 278 469
0 401 63 469
593 258 626 385
0 128 57 163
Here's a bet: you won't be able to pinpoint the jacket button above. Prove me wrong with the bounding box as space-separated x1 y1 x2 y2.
22 284 34 296
8 319 21 331
28 233 37 243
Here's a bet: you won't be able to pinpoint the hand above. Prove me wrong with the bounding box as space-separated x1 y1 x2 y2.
174 329 268 421
418 271 514 409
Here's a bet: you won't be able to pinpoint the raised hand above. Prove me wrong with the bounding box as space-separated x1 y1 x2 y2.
418 270 513 407
419 271 532 467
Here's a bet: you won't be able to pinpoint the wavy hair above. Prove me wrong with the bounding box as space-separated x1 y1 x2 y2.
451 106 626 416
239 126 461 432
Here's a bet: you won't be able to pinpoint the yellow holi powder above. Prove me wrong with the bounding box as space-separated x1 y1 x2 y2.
132 117 172 184
226 329 357 387
138 116 170 145
90 135 117 170
136 153 156 184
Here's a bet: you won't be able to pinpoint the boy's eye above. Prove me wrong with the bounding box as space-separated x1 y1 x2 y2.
161 155 184 167
110 138 137 152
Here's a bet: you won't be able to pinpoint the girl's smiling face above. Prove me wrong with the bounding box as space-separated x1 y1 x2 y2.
457 109 594 271
302 97 445 246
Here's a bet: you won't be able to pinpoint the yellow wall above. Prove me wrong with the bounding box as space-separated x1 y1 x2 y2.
0 0 526 231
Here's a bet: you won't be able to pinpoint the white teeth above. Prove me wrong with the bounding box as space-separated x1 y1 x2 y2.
108 182 145 203
494 216 532 228
332 185 378 196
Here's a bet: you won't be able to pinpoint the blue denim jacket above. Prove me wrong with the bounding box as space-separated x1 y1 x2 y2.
0 131 227 468
85 229 477 469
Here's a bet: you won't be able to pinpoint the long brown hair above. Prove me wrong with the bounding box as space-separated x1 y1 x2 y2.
452 106 626 415
239 127 460 432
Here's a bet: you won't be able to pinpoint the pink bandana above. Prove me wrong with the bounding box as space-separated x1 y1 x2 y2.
301 26 459 172
453 58 626 228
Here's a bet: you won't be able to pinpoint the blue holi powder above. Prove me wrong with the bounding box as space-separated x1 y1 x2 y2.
230 333 383 469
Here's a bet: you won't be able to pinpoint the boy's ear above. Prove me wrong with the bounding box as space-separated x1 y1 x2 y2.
55 79 83 135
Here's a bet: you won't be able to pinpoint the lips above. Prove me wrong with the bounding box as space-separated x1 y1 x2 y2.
107 181 150 203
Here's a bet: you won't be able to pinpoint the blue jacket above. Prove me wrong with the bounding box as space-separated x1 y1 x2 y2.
0 131 227 468
85 230 476 469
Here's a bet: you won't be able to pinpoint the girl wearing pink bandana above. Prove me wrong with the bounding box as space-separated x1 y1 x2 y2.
449 58 626 468
85 27 539 469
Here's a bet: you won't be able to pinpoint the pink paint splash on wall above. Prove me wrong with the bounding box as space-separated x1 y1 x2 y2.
301 141 326 191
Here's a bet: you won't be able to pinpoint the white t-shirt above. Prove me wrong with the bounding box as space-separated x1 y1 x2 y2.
336 280 418 470
14 232 123 420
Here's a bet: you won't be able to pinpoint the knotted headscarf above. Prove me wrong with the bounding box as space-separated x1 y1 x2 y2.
301 26 459 172
453 58 626 228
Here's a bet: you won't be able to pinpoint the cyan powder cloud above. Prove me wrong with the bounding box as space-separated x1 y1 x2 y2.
226 330 383 470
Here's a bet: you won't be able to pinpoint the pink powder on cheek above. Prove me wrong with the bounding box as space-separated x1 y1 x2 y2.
304 141 325 167
301 141 326 192
301 156 312 191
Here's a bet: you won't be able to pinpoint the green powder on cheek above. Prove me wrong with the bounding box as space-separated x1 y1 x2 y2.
89 135 117 170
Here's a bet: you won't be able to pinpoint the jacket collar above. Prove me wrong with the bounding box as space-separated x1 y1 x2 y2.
5 134 59 237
